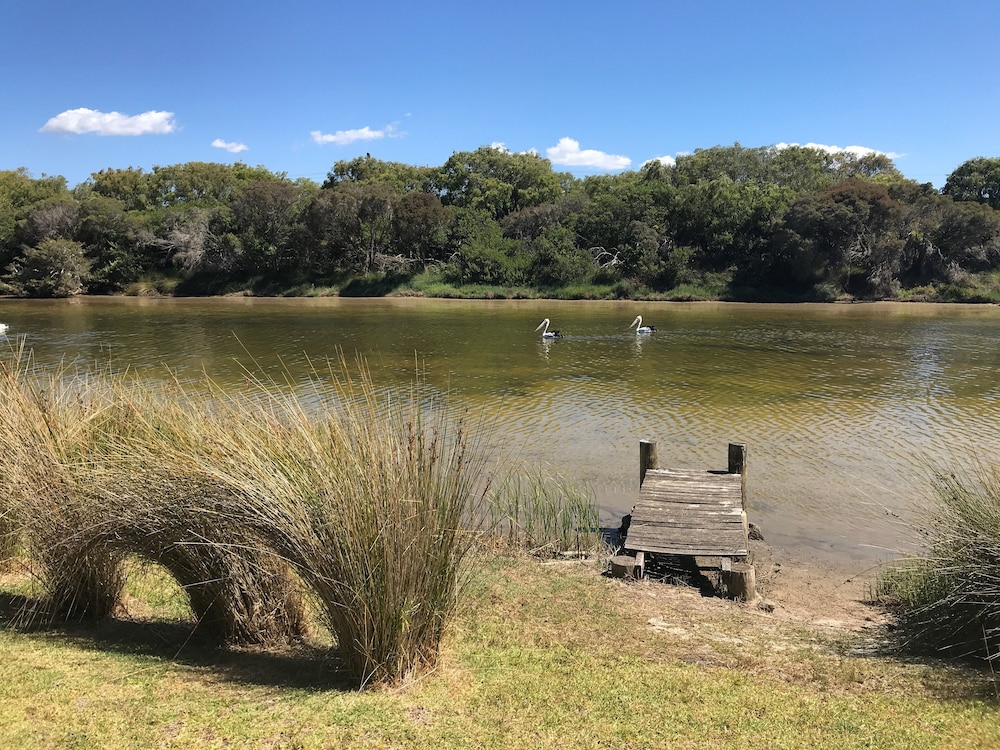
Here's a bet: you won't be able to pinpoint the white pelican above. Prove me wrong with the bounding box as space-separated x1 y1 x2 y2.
629 315 655 333
0 323 8 334
534 318 562 338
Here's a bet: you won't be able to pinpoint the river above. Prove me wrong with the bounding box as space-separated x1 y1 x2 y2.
3 296 999 570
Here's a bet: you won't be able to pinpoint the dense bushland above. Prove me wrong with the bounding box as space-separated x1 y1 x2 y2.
3 146 1000 301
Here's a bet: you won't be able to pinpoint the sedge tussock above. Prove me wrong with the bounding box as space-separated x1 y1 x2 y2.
876 461 1000 662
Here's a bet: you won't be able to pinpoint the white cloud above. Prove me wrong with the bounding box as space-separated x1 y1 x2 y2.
40 108 176 136
212 138 248 154
490 142 540 157
772 142 902 160
546 137 631 170
646 155 677 168
310 123 403 146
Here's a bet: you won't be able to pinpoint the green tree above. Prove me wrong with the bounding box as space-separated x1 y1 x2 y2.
4 238 90 297
89 167 155 211
0 169 71 254
148 162 288 208
900 194 1000 285
434 147 565 220
771 179 905 297
304 184 396 274
526 224 591 287
672 177 794 276
12 197 79 247
230 180 304 274
443 208 525 285
324 154 433 193
392 192 453 262
76 195 152 292
943 157 1000 210
301 189 357 274
764 146 837 193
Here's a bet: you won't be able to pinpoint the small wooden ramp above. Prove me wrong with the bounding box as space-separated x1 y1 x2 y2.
625 469 748 558
618 442 756 598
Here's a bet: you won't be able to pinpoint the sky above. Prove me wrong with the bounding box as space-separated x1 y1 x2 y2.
2 0 998 190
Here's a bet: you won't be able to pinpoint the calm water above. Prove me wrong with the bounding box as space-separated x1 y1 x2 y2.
3 296 1000 569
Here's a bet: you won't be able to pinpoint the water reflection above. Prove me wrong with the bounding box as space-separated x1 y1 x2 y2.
3 297 1000 568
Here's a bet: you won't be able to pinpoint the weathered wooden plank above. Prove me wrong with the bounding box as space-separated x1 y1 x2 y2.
626 539 748 556
625 542 749 556
632 518 745 529
627 524 747 539
625 544 750 567
644 469 742 483
631 517 744 529
627 460 749 558
633 504 743 516
628 523 746 537
641 490 741 501
630 524 745 536
642 483 741 495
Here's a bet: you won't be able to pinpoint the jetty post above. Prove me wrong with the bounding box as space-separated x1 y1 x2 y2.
728 442 748 508
639 439 658 487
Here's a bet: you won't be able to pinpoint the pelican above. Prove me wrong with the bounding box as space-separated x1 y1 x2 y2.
0 323 8 334
534 318 562 338
629 315 655 333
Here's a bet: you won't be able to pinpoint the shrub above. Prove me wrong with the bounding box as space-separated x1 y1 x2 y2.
3 238 90 297
876 464 1000 661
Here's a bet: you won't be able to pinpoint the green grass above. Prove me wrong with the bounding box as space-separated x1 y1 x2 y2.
2 556 998 749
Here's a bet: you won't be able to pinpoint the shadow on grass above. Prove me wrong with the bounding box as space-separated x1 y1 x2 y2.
0 593 355 692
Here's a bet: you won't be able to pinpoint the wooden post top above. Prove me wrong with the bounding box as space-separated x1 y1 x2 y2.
728 443 747 475
639 440 658 486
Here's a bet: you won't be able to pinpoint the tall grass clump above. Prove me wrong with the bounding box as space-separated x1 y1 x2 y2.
79 386 310 646
485 467 601 555
876 464 1000 662
0 505 18 566
0 342 532 686
83 356 495 683
0 351 126 623
220 359 496 686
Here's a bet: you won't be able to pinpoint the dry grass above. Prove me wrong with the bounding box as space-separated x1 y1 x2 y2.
0 346 604 688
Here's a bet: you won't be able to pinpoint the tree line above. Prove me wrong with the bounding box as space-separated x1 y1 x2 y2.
2 145 1000 300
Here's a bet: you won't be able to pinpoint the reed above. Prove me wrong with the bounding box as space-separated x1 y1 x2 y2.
0 349 126 623
484 467 601 555
212 358 495 686
0 347 496 685
876 462 1000 661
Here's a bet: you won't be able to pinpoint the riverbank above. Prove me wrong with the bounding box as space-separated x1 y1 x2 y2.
1 548 996 748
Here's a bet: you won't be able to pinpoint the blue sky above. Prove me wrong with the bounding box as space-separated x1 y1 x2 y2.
2 0 997 190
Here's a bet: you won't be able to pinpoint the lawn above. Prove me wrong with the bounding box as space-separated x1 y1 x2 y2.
1 553 997 749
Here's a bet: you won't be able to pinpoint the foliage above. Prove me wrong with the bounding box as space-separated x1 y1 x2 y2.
4 145 1000 301
876 463 1000 662
434 146 565 220
3 238 90 297
944 157 1000 210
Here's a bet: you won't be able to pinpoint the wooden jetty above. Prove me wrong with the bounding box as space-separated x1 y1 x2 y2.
615 440 756 599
